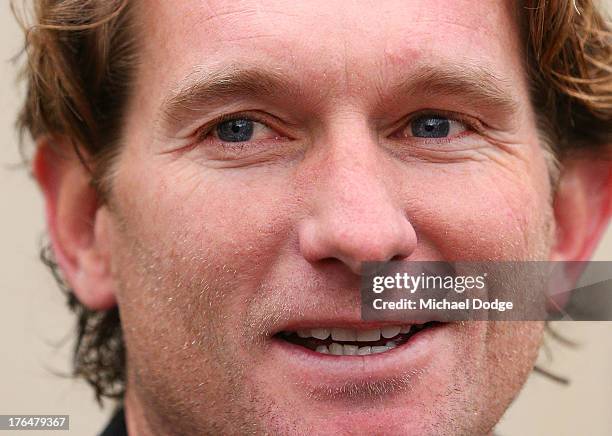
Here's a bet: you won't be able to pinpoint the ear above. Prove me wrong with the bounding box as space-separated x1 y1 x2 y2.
550 156 612 262
33 138 117 310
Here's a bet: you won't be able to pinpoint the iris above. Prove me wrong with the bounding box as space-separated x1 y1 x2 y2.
216 118 254 142
411 116 450 138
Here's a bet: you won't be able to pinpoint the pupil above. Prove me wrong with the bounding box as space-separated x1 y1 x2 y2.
217 118 254 142
411 116 450 138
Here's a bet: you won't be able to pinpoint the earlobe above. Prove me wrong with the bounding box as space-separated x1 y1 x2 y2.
550 157 612 262
33 138 117 310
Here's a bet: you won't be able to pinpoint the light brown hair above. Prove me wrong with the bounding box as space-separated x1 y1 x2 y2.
13 0 612 401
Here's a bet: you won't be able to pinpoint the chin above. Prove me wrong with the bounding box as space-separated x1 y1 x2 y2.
239 320 509 435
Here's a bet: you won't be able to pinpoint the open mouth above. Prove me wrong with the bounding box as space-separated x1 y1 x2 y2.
275 322 440 356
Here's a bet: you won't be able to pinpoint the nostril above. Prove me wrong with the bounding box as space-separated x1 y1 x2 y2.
390 254 408 263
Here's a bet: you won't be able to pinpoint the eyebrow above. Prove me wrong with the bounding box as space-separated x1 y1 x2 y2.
158 65 299 131
391 64 521 120
158 62 521 132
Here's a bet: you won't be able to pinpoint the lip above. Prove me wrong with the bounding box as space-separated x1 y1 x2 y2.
269 321 448 385
272 320 418 334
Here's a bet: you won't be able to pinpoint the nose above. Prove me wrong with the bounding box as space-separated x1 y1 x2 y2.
298 139 417 275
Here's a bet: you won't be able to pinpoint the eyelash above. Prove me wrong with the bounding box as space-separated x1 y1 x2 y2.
195 111 278 143
403 110 480 135
195 110 481 145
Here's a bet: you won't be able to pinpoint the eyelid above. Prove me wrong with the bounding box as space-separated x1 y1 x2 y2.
195 109 483 144
395 110 485 137
195 111 286 142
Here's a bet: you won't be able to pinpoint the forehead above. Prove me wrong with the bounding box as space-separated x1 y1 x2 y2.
142 0 518 52
133 0 524 121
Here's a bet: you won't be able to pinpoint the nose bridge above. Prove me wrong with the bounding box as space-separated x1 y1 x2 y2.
299 128 417 274
315 110 391 207
322 142 394 228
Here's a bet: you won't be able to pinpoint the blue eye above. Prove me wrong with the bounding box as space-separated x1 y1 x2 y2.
410 116 451 138
216 118 254 142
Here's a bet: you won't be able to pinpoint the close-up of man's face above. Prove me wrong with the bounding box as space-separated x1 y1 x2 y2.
23 0 611 435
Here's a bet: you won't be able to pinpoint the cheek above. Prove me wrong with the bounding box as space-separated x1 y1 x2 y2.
483 321 544 411
105 160 300 409
115 157 298 271
108 158 302 341
405 154 552 260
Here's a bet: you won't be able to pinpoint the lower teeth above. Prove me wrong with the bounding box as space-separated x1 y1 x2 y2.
315 341 397 356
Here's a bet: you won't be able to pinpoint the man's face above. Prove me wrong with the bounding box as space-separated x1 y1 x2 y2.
105 1 549 434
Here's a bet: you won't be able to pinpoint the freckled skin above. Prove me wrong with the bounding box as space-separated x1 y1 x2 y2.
103 1 550 434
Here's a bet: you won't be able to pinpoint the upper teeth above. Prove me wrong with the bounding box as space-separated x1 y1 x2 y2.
295 325 411 341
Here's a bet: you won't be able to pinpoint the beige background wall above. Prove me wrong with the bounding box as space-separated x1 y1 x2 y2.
1 2 610 435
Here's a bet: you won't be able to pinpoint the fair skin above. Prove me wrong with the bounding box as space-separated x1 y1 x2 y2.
34 1 611 435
